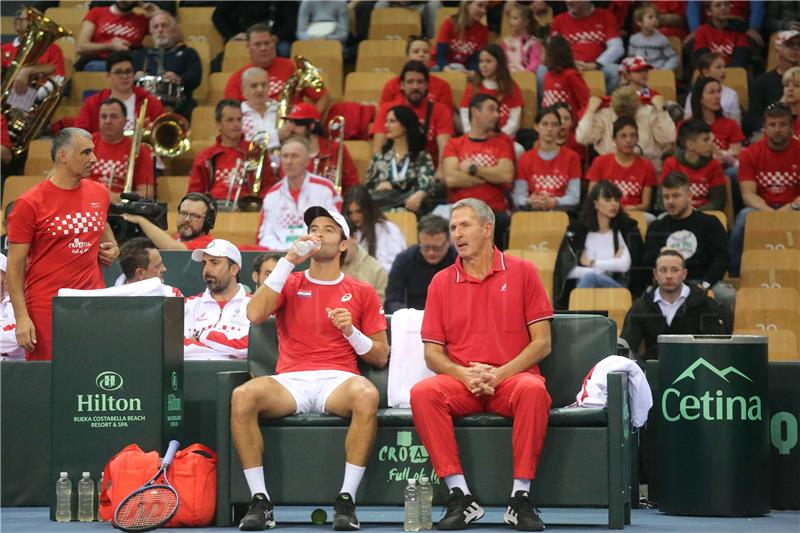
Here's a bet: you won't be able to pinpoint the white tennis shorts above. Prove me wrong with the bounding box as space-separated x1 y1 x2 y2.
269 370 358 414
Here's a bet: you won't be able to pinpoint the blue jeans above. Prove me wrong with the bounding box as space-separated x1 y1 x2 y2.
80 59 107 72
729 207 754 277
576 272 623 288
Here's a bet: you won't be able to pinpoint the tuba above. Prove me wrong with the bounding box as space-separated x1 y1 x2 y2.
275 55 325 130
1 7 71 156
140 113 190 158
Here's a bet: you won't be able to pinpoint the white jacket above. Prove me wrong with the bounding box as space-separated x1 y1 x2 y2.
184 284 251 360
575 354 653 429
354 220 407 273
257 173 343 250
0 295 25 359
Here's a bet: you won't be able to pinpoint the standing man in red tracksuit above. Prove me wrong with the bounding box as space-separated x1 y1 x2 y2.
410 197 553 532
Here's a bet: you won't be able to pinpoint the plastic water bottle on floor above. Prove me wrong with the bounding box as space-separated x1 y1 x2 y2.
404 478 420 532
419 476 433 529
78 472 95 522
55 472 72 522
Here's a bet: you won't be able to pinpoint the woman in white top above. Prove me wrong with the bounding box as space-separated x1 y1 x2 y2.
683 52 741 124
553 181 645 307
343 186 407 273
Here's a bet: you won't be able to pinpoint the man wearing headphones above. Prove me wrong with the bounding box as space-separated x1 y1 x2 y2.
121 192 217 250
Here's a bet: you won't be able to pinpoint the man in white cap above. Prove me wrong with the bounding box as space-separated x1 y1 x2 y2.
183 238 251 360
748 30 800 133
0 253 25 359
234 206 388 531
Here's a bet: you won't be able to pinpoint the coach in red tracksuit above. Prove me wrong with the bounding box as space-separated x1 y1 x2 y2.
410 197 553 532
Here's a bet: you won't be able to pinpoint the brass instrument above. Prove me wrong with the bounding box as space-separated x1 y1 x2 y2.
328 115 345 195
221 131 270 212
275 55 325 130
1 7 71 156
124 112 190 159
122 100 148 195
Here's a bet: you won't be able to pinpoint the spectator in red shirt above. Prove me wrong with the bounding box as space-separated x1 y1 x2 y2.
381 36 453 109
223 23 330 118
89 98 154 202
188 99 275 205
649 1 689 40
587 117 657 219
76 1 153 71
6 128 120 360
547 1 624 94
660 120 726 211
443 93 515 247
122 193 217 251
540 35 591 120
74 52 164 134
729 104 800 275
550 102 589 164
372 61 455 177
691 0 749 68
1 7 66 114
0 115 11 167
460 44 524 138
436 0 489 72
514 106 582 211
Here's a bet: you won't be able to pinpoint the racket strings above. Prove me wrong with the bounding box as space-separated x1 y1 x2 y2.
116 486 178 529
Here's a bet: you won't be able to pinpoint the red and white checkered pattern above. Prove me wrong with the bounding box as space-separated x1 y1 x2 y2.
709 42 735 59
620 56 652 73
565 30 606 46
216 165 242 188
755 170 800 192
92 157 127 191
467 153 499 168
531 173 568 195
541 89 570 109
690 182 710 202
451 39 479 62
269 79 285 100
615 180 643 199
97 22 140 41
46 211 105 237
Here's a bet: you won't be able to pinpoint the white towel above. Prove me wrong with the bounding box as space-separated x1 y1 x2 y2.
58 278 167 297
576 354 653 429
387 308 435 408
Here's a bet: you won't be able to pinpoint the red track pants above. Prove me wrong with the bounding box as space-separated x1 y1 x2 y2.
410 372 551 480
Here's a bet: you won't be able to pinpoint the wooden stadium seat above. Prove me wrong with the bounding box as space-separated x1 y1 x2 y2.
207 72 229 105
186 36 210 104
385 210 418 246
706 210 727 230
767 33 778 72
737 286 800 309
582 70 606 98
648 69 677 102
667 36 683 78
508 211 569 251
56 37 76 78
43 6 86 37
740 249 800 290
368 8 421 40
505 249 557 300
52 104 81 123
511 71 537 128
156 176 190 210
167 139 213 176
213 212 261 246
68 71 106 104
627 211 648 238
743 211 800 251
435 7 459 36
431 71 467 109
356 40 407 74
1 16 15 37
734 308 800 342
343 140 372 184
3 176 45 211
724 67 748 111
344 71 394 107
734 329 799 362
190 106 217 142
222 40 249 73
569 287 633 330
23 153 54 177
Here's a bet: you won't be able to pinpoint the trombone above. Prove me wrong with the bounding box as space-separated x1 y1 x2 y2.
221 131 270 212
328 115 345 196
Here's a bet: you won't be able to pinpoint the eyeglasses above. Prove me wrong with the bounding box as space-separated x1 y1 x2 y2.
419 242 449 252
110 68 134 76
178 211 205 222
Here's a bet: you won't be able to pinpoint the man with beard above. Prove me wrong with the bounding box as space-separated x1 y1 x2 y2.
76 1 154 71
372 61 454 177
132 11 202 119
235 206 388 531
114 237 182 296
183 239 251 360
121 192 217 250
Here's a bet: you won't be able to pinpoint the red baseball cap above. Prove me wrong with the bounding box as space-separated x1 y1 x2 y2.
283 102 321 121
620 56 653 73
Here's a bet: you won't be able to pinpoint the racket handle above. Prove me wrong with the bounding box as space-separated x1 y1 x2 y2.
162 440 180 467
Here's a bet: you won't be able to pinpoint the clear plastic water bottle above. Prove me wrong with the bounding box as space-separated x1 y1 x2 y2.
418 476 433 529
404 478 420 532
78 472 95 522
55 472 72 522
292 239 321 256
96 472 103 521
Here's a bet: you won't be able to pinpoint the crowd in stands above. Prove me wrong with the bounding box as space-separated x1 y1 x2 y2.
2 0 800 363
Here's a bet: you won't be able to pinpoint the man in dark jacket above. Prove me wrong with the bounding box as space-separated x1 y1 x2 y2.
622 249 727 360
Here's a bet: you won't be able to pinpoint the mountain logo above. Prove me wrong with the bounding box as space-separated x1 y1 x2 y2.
672 357 752 385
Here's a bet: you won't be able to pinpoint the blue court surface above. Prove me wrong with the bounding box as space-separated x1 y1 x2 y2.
1 506 798 533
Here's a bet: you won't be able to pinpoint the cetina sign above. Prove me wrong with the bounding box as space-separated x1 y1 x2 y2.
662 357 762 422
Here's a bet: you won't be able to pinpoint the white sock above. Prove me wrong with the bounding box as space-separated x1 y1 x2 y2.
444 474 470 495
339 462 366 501
243 466 269 499
512 478 531 496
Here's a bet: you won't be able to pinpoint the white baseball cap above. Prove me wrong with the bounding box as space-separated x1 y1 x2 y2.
303 206 350 239
190 239 242 267
0 253 6 272
776 30 800 47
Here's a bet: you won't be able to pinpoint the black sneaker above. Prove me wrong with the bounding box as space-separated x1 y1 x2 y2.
503 491 544 531
239 493 276 531
333 492 360 530
436 488 485 530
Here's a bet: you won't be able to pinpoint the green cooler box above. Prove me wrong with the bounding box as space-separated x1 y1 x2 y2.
657 334 769 516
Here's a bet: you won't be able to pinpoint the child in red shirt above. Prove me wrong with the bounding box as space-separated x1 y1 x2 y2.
436 1 489 72
540 35 591 121
692 0 748 68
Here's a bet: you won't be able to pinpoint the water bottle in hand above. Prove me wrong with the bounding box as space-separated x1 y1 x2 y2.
55 472 72 522
404 478 420 532
292 239 321 257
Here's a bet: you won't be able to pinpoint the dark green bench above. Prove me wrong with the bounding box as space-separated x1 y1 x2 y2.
216 314 633 528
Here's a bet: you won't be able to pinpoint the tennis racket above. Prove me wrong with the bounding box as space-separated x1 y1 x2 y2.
114 440 181 532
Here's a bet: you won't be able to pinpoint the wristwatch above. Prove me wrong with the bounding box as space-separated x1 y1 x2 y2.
468 164 478 176
791 201 800 211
